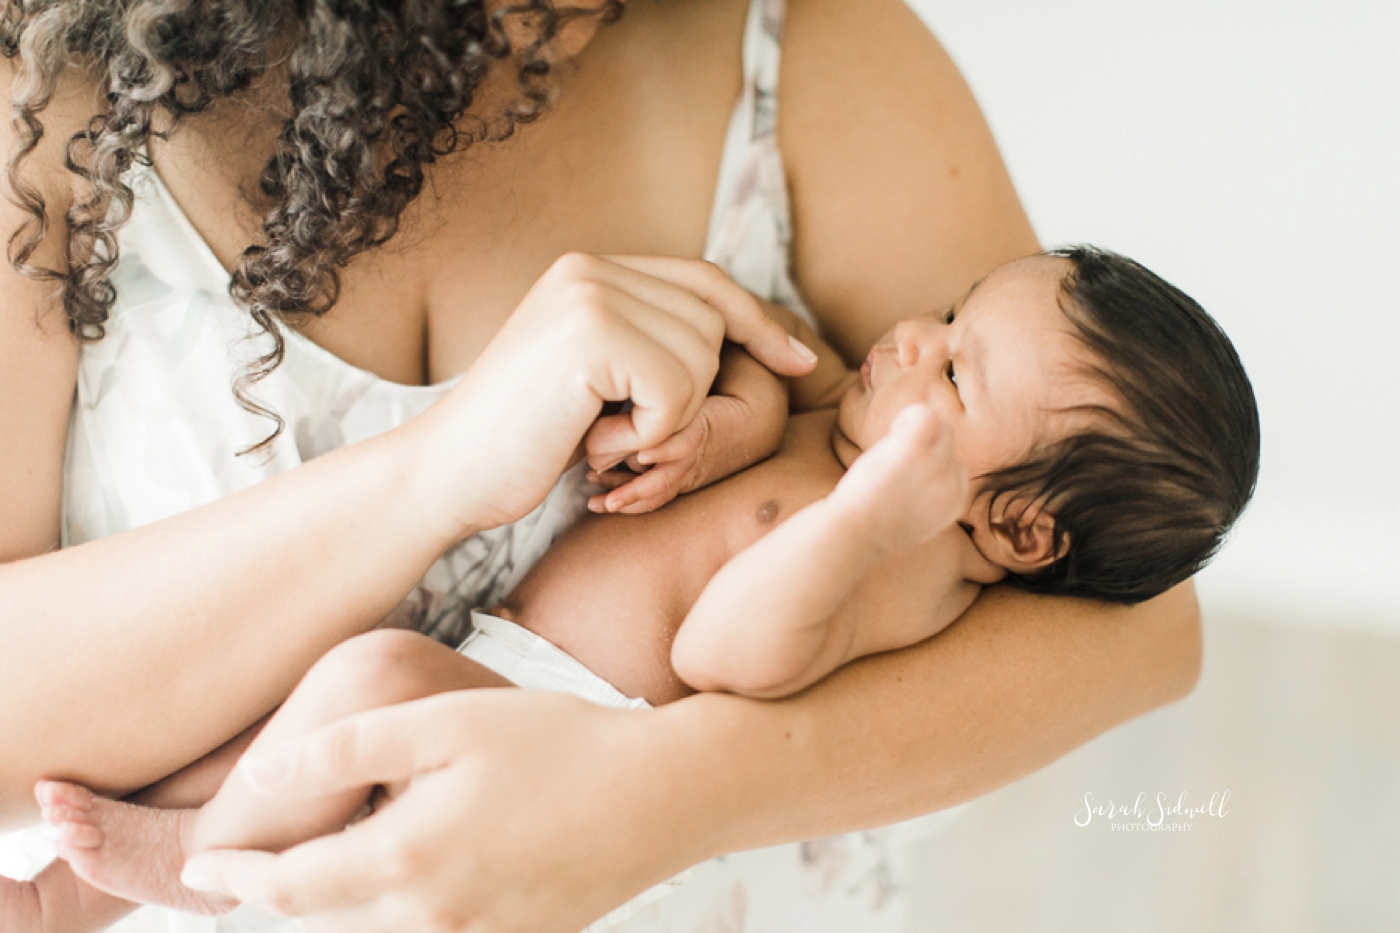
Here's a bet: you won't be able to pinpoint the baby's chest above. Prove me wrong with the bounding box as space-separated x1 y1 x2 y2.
678 439 844 561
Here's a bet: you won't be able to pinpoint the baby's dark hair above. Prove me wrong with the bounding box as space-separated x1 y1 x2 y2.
981 246 1260 605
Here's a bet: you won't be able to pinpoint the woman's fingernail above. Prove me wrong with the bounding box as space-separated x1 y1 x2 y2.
241 747 294 789
788 335 818 364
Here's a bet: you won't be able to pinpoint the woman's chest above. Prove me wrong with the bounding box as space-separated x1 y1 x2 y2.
153 0 748 388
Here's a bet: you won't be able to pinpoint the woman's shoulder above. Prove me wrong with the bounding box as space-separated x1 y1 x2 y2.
777 0 1039 363
0 58 103 213
0 60 91 561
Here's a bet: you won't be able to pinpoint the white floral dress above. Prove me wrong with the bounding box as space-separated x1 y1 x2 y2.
0 0 956 929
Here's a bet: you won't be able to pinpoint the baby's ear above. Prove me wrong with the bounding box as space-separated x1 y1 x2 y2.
985 502 1063 574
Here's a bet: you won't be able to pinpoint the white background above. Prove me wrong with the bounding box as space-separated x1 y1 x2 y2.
905 0 1400 630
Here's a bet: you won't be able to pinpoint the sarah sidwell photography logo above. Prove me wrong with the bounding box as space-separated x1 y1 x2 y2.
1074 790 1231 832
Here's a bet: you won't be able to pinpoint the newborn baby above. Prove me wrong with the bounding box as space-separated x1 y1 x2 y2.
17 247 1260 931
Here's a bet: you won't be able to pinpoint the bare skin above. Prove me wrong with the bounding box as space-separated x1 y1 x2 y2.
28 400 977 932
0 0 1201 929
23 257 1118 931
0 0 1055 818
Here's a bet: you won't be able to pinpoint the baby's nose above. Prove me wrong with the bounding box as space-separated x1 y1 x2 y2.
894 317 945 369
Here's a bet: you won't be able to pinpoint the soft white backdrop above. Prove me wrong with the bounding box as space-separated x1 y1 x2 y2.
905 0 1400 629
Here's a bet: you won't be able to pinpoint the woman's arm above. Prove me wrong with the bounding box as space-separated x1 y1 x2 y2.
171 5 1202 926
0 62 489 811
176 581 1199 933
764 0 1204 827
782 0 1040 362
0 240 811 828
694 581 1202 850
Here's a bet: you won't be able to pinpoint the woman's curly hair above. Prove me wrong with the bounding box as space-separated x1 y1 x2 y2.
1 0 621 447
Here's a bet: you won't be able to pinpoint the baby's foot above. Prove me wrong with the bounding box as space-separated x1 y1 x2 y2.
36 781 236 917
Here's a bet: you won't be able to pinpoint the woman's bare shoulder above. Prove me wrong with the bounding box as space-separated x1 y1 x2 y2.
0 60 90 561
779 0 1039 363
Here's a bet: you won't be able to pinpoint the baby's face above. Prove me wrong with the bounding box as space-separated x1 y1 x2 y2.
833 256 1104 525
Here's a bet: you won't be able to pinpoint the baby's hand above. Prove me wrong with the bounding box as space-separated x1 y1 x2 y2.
830 404 969 552
585 341 789 514
587 393 779 514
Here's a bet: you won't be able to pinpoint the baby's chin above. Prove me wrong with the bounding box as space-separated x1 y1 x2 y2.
830 383 871 470
829 420 863 470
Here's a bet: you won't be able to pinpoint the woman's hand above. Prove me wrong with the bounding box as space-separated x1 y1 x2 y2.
585 343 790 514
402 254 817 542
179 690 718 933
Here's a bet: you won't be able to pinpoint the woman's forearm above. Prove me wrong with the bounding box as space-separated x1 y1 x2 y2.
0 254 816 831
0 426 455 827
658 580 1202 856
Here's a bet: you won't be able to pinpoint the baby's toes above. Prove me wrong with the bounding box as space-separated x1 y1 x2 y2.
39 800 92 830
37 782 107 849
35 780 94 813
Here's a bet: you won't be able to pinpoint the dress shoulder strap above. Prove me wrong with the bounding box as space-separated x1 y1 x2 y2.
703 0 816 329
742 0 787 144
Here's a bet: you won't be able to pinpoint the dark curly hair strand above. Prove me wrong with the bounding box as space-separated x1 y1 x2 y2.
2 0 622 449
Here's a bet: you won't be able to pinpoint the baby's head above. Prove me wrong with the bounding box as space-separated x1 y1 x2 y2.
833 246 1259 604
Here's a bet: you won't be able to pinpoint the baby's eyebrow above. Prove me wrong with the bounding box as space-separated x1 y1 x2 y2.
930 277 985 320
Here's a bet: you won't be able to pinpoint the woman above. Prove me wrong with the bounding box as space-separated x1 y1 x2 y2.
0 0 1201 930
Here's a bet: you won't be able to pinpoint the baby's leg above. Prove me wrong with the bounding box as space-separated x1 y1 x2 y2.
189 630 508 854
42 630 507 915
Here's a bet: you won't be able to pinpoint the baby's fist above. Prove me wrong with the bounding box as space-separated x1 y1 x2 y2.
831 405 968 551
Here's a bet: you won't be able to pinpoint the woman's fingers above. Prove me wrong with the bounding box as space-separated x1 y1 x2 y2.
179 691 685 933
601 255 818 376
584 413 648 470
182 829 384 919
584 285 716 424
580 256 727 355
576 321 704 455
238 692 481 798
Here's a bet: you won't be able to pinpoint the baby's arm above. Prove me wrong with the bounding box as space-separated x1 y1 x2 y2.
672 405 976 698
587 341 788 513
587 301 853 514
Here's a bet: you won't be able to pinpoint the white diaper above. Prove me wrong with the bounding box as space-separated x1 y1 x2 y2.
457 611 688 932
459 610 651 711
